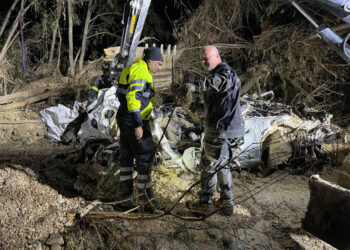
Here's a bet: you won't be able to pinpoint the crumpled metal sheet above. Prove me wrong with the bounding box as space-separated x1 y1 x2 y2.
233 113 344 167
77 86 120 149
150 110 195 171
233 115 291 167
40 101 85 142
182 147 201 173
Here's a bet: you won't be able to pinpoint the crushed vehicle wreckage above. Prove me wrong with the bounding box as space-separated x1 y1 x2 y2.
40 89 345 176
236 93 346 173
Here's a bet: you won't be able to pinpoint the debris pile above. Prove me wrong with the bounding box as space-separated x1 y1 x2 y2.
39 87 202 200
337 153 350 189
40 87 346 206
235 93 345 173
174 0 350 116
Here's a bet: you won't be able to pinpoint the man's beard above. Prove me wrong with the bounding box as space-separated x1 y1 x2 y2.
203 64 212 71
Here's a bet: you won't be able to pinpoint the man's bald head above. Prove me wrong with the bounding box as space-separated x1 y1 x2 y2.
201 45 221 71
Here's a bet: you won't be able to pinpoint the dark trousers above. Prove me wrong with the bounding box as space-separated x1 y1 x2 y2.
118 119 154 201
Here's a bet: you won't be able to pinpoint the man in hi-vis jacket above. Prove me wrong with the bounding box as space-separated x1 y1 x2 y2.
186 45 245 216
116 47 163 213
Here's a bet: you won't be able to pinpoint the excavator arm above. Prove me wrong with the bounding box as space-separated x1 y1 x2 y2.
290 0 350 63
111 0 152 81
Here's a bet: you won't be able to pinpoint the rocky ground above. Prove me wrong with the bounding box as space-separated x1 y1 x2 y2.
0 103 341 249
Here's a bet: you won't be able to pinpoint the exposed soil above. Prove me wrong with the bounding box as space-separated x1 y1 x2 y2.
0 70 345 249
0 103 340 249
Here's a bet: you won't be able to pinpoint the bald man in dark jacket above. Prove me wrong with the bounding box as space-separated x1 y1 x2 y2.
187 45 245 216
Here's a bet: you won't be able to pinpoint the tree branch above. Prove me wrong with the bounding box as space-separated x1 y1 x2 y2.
0 0 20 38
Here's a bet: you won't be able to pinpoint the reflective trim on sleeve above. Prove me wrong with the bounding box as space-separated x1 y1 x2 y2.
140 99 153 120
128 109 140 113
137 182 152 189
120 167 133 172
130 79 147 84
128 85 144 92
138 175 150 181
142 92 151 98
91 86 99 92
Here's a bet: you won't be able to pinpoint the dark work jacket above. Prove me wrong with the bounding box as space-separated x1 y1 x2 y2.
199 62 245 138
89 76 114 101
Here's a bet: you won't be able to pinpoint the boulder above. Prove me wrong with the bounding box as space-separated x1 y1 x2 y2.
303 175 350 249
46 233 64 245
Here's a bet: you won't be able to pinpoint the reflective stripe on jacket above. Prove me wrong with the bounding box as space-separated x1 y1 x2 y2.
91 76 113 91
117 59 154 127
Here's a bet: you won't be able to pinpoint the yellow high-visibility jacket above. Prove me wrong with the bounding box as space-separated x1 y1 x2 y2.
117 59 154 127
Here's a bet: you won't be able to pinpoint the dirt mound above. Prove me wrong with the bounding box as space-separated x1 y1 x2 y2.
0 165 83 248
0 110 44 144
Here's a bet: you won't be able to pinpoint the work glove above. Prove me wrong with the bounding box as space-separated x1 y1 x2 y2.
183 82 196 97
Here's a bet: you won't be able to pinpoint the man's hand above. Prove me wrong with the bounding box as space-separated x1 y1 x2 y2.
135 127 143 139
179 83 196 99
185 83 196 96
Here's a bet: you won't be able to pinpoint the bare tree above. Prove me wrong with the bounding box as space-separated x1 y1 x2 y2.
56 24 63 74
49 0 63 65
0 0 35 64
67 0 75 76
78 0 93 76
0 0 20 38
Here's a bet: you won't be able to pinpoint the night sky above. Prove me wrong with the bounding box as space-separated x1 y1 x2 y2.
0 1 13 13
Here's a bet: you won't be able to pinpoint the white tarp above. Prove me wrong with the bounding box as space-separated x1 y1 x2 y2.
40 87 120 149
40 101 84 142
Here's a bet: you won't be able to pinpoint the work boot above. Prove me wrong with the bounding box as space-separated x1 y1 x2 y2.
185 200 214 216
214 198 233 216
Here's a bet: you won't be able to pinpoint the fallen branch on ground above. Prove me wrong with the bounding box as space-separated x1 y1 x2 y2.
0 87 72 111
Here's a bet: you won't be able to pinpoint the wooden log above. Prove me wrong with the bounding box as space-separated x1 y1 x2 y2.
0 88 48 105
0 88 72 111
